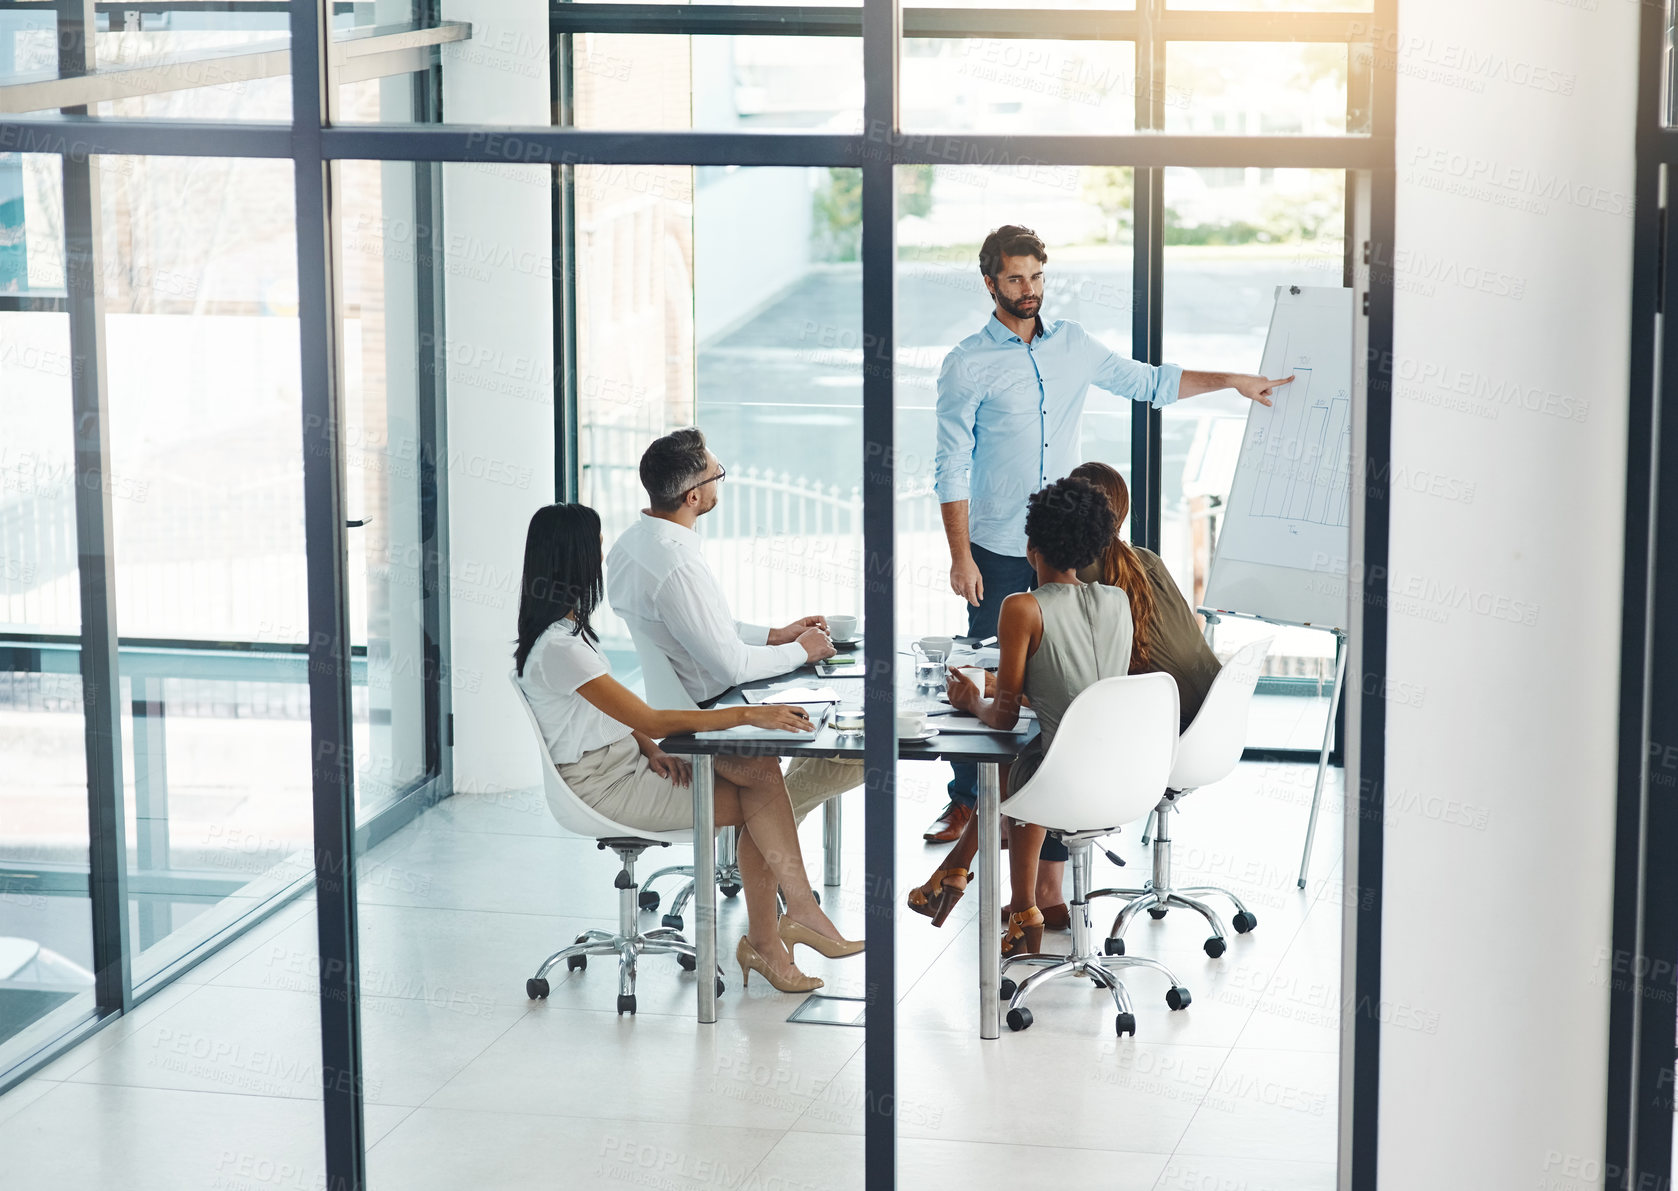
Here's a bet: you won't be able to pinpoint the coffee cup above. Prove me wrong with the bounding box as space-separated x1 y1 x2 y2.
896 710 928 739
915 635 954 662
953 666 987 692
827 614 858 643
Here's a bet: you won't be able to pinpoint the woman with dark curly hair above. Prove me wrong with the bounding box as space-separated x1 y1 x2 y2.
905 476 1134 958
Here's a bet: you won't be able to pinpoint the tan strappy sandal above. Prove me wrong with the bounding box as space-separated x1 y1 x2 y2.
1002 906 1045 958
906 867 970 927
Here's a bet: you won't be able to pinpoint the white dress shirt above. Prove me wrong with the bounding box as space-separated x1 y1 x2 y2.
606 512 805 703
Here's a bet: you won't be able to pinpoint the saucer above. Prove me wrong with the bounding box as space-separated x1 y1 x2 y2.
896 726 939 743
831 637 861 651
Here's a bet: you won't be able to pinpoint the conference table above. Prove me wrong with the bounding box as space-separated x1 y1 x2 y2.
658 643 1036 1040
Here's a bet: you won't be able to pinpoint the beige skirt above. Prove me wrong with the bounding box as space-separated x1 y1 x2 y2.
558 734 692 833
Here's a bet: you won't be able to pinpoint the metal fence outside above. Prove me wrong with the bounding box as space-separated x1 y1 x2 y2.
582 419 962 645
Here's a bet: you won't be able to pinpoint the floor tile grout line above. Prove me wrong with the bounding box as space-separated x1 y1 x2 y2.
50 1072 385 1107
734 1034 870 1188
885 1019 1245 1053
361 1095 847 1151
776 1127 1179 1161
364 1101 422 1152
394 1002 541 1128
31 979 216 1083
1154 1037 1247 1186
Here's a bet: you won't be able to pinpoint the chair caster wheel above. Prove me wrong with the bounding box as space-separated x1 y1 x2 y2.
526 977 549 999
1232 910 1258 933
715 976 726 998
1115 1012 1137 1037
1006 1006 1033 1032
720 883 742 899
1204 937 1226 959
1166 986 1191 1011
566 955 586 972
677 953 697 971
1148 907 1168 920
1104 937 1126 956
617 994 637 1015
999 977 1017 1000
662 914 684 931
639 890 660 911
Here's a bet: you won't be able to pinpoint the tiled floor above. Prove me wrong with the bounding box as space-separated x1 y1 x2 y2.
0 697 1345 1190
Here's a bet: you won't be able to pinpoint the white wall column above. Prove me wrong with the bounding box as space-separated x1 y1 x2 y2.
439 2 555 792
1379 2 1638 1184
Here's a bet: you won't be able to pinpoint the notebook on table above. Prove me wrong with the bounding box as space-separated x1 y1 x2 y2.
929 713 1035 734
693 702 834 743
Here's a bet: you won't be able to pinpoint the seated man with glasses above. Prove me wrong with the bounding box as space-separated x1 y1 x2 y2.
606 427 861 824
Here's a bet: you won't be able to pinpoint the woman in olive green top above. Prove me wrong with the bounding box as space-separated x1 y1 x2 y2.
1069 461 1222 731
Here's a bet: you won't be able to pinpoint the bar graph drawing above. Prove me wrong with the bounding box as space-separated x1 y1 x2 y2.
1203 286 1355 629
1246 359 1353 531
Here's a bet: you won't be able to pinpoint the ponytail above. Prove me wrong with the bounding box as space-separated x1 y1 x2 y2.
1068 462 1158 672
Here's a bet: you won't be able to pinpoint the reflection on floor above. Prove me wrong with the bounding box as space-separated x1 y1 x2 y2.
0 699 1345 1191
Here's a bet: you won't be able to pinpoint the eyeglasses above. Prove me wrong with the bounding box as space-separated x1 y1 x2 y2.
677 463 726 499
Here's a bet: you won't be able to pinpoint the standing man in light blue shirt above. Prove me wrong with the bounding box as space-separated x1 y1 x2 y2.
923 224 1293 845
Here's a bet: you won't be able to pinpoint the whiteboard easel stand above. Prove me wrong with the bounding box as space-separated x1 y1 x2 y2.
1197 607 1347 891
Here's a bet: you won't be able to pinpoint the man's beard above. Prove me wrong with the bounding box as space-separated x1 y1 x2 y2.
996 291 1041 320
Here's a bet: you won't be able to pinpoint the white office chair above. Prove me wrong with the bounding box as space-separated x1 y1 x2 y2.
1093 637 1274 960
624 623 746 929
999 672 1193 1038
510 674 722 1015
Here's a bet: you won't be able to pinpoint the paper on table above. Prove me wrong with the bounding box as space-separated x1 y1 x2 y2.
926 699 1035 720
899 694 947 715
934 714 1031 735
741 685 844 706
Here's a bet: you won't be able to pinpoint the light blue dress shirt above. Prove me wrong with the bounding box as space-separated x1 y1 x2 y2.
934 314 1181 557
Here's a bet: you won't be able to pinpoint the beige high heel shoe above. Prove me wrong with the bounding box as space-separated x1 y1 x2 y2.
778 917 865 960
737 936 823 993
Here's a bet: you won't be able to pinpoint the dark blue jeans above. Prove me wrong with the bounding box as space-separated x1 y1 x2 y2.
947 543 1035 811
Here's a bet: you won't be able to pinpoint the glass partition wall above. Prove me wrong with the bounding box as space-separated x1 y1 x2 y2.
0 0 449 1080
0 1 1395 1189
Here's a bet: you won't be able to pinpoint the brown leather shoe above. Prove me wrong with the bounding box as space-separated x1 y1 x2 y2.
922 800 974 843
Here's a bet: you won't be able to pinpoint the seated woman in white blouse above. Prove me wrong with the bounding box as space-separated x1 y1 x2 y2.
515 503 862 995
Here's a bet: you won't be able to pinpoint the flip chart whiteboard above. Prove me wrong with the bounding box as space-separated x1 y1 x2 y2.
1201 286 1353 631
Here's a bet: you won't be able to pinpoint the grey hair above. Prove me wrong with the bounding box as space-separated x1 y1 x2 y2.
639 427 711 512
